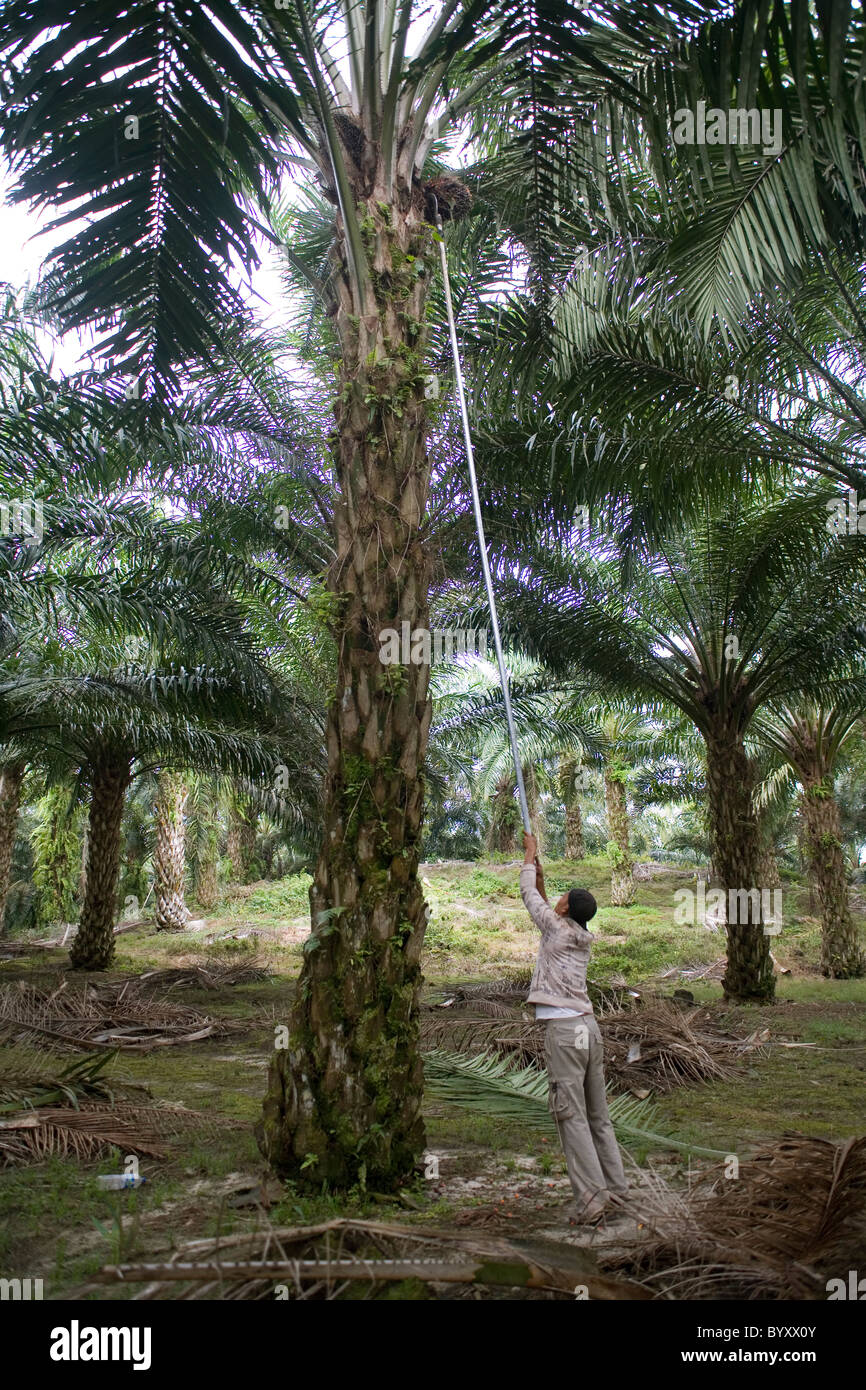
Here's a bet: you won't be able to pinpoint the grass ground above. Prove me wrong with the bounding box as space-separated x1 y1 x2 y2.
1 856 864 1298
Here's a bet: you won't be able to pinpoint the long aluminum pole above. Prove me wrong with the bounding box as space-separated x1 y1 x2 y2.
435 216 532 835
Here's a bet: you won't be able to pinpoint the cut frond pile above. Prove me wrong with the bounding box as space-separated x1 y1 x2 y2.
606 1137 866 1299
118 958 271 994
422 995 754 1094
0 980 242 1051
434 975 632 1016
598 1001 748 1094
0 1100 224 1165
422 1011 545 1067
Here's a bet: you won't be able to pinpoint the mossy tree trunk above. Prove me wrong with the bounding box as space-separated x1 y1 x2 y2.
70 750 132 970
756 810 782 892
559 756 586 860
796 810 817 914
194 817 220 911
32 784 80 929
704 729 775 1002
195 852 218 910
757 843 782 889
487 773 521 855
0 761 26 935
258 190 435 1190
227 793 257 884
800 782 863 978
604 764 634 906
154 771 190 932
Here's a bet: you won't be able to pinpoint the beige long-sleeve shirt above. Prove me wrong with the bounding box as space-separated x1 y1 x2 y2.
520 864 594 1015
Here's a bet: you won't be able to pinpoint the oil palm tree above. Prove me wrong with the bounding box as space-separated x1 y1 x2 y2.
2 497 321 966
186 777 223 913
598 709 652 908
757 699 866 978
474 487 866 1001
227 788 261 885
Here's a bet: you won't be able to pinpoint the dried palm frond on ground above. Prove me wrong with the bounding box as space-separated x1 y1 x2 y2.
106 958 271 995
599 1000 749 1094
605 1136 866 1299
421 1011 545 1066
660 958 727 983
0 921 149 958
422 996 756 1095
80 1217 651 1300
434 975 633 1016
0 980 242 1051
0 1100 227 1165
436 978 530 1007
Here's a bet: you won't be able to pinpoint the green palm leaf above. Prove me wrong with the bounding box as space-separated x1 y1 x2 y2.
423 1048 729 1159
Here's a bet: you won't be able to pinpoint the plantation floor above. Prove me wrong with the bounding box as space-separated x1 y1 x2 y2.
1 858 864 1299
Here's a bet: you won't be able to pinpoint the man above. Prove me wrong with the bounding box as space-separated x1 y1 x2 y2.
520 831 628 1226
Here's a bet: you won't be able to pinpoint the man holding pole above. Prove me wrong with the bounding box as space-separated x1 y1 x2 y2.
521 831 629 1227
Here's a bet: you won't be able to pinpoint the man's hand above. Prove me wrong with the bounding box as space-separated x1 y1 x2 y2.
523 831 538 864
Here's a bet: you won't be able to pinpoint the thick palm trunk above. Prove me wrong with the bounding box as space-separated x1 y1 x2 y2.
757 843 782 890
800 785 863 978
154 771 189 932
78 819 89 909
32 785 80 929
195 853 218 910
70 753 132 970
559 757 585 860
227 795 257 883
258 192 435 1190
604 767 634 906
0 761 26 934
705 732 774 1001
194 819 220 911
488 773 521 854
795 812 817 914
565 802 585 860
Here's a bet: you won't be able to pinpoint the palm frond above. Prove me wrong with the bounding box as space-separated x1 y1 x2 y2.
423 1048 729 1158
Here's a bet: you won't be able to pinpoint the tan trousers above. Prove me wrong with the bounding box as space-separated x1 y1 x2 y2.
543 1015 628 1220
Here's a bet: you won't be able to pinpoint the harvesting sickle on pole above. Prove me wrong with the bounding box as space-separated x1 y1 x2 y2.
432 198 532 837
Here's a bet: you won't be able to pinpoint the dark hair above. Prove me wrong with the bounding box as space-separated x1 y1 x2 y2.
567 887 597 926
